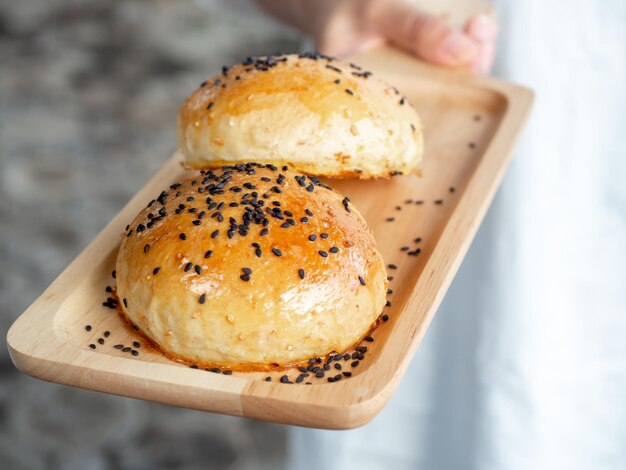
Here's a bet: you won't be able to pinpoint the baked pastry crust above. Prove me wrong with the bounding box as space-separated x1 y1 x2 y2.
177 53 423 178
115 163 387 369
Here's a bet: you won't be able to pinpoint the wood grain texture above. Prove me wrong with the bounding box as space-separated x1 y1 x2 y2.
7 46 533 429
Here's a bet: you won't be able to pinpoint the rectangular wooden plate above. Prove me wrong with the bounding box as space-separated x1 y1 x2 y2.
7 47 533 429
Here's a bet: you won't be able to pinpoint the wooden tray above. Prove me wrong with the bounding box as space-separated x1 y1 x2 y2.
7 47 533 429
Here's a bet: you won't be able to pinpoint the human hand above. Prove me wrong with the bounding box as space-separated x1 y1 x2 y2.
255 0 497 74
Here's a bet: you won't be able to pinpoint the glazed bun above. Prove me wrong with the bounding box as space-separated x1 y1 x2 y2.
177 53 423 178
115 163 387 369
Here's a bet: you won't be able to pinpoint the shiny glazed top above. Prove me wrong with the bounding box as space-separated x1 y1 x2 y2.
115 163 387 368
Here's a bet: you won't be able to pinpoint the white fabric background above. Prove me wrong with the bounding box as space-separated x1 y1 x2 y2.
288 1 626 469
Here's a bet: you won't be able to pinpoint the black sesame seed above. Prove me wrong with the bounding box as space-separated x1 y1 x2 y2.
320 233 329 239
334 79 340 84
240 274 251 281
351 360 359 367
206 102 214 110
211 229 219 238
104 331 110 337
298 269 305 280
97 338 104 345
265 377 272 382
434 199 443 205
308 234 317 241
272 247 282 257
153 267 161 275
194 265 202 275
315 371 325 378
199 294 206 304
318 250 328 258
122 347 131 352
386 300 392 307
89 344 96 349
365 336 374 342
329 246 339 254
469 142 476 149
305 209 313 216
382 314 389 321
345 88 354 96
131 350 139 356
400 246 409 251
388 264 397 270
179 233 186 240
204 250 213 258
242 267 252 275
260 228 269 236
358 276 366 286
85 325 92 332
133 341 140 348
414 237 422 243
449 187 456 193
112 270 116 279
114 344 123 349
386 217 395 222
343 371 352 377
184 262 193 272
280 375 291 384
255 247 262 257
144 244 150 253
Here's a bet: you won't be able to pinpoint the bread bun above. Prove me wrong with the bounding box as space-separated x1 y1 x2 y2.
115 163 387 369
177 53 423 178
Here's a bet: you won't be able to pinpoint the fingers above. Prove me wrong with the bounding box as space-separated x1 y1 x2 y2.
465 13 498 43
464 14 498 73
375 1 480 68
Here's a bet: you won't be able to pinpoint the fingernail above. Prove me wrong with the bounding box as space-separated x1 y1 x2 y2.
441 31 478 62
469 14 497 43
471 44 495 74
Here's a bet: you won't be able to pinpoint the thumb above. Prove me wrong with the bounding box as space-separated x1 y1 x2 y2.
374 1 480 67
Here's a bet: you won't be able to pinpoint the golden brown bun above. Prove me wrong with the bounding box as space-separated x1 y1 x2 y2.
115 163 387 369
177 53 423 178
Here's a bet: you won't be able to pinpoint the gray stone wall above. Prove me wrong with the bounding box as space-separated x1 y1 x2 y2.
0 1 300 468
